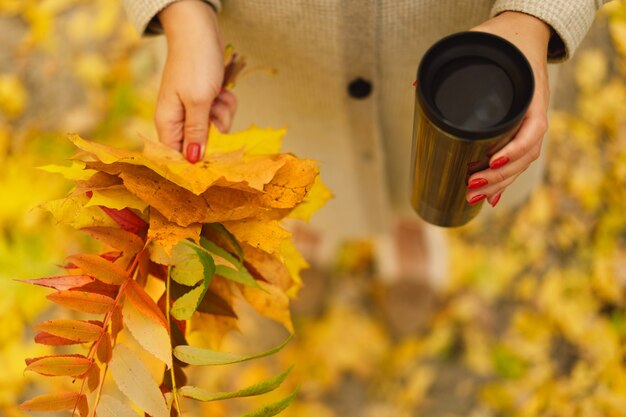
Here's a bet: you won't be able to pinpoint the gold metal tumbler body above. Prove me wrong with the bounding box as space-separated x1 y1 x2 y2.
410 32 534 227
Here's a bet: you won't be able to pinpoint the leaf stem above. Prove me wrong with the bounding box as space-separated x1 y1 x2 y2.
167 266 184 417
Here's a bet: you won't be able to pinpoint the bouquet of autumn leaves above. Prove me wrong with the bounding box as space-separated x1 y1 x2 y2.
18 125 331 417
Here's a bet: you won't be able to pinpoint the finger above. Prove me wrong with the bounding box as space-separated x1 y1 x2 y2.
466 158 529 202
487 191 503 207
467 138 542 197
216 89 237 111
210 100 235 133
154 93 185 151
489 112 547 169
182 97 213 163
468 171 518 200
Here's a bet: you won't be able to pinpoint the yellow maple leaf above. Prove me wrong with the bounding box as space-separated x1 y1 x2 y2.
70 134 288 194
206 125 285 156
241 281 294 333
84 184 148 212
223 220 291 255
288 174 333 221
41 193 117 229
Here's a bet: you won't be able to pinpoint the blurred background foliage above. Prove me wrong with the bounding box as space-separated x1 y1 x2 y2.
1 1 625 416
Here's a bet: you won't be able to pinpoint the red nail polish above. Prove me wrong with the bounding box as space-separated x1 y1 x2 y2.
412 80 417 87
186 143 201 164
490 193 502 207
490 156 510 169
469 194 487 205
468 178 488 190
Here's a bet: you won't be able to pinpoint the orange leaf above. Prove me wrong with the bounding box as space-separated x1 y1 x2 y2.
119 164 287 227
97 333 113 363
119 165 209 227
67 253 128 284
47 290 115 314
73 279 120 299
25 354 92 377
21 275 94 291
259 156 319 209
147 209 201 261
241 243 293 291
111 305 124 339
125 279 168 329
19 392 85 412
35 319 103 343
81 226 145 255
34 331 81 346
87 363 101 392
77 391 89 417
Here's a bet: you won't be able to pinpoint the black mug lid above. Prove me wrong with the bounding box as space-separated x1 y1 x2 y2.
417 31 534 140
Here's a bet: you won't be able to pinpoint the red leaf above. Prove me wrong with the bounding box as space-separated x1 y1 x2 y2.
82 226 146 255
125 279 168 329
25 354 92 377
19 392 84 412
67 253 128 284
74 279 120 299
34 331 81 346
149 262 168 281
97 333 112 363
100 251 123 262
21 275 94 291
100 206 148 234
35 319 103 343
47 290 115 314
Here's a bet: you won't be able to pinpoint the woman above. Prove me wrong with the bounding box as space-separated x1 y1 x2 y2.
123 0 609 283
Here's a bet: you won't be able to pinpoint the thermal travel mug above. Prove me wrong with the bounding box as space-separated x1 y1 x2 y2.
410 31 534 227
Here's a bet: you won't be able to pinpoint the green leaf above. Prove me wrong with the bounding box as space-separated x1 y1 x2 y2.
200 237 241 267
170 240 215 286
215 265 262 290
200 237 261 290
179 366 292 402
239 387 299 417
171 283 210 321
174 335 293 366
170 281 236 318
206 223 243 262
170 240 215 320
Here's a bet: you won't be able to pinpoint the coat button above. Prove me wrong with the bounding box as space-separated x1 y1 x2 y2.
348 77 372 99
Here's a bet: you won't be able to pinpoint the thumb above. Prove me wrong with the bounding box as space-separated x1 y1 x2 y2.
182 98 212 163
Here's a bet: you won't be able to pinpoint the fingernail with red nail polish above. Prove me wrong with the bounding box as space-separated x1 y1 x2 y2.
469 194 487 205
186 143 201 164
490 156 510 169
490 193 502 207
468 178 488 190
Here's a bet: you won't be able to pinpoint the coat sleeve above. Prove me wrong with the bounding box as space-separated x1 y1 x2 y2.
122 0 222 35
491 0 613 62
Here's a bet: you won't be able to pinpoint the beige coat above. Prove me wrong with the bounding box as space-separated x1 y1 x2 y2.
123 0 609 248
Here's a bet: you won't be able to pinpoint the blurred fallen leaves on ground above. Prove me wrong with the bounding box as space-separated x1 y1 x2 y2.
1 1 626 417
